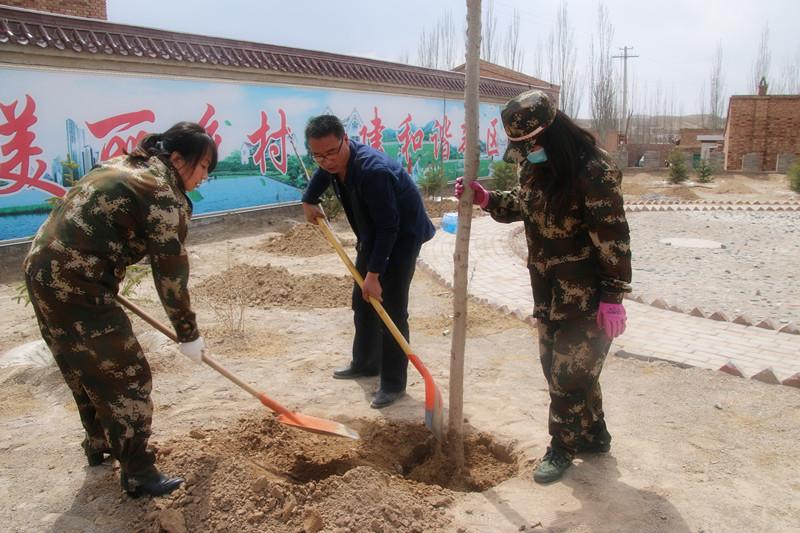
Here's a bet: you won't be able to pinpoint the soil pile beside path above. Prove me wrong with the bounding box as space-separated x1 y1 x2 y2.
258 224 332 257
129 415 518 532
196 264 351 310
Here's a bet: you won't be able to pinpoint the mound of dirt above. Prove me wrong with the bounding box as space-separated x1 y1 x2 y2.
424 199 484 219
655 185 701 200
195 264 351 310
411 297 531 338
713 180 756 195
257 224 334 257
133 415 518 532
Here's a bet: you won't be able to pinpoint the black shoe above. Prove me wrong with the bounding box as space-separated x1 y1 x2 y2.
333 364 379 380
370 390 405 409
533 447 572 484
121 470 184 498
86 448 112 467
576 425 612 454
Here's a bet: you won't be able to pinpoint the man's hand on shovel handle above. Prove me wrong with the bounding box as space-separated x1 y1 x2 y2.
362 272 383 303
302 202 325 224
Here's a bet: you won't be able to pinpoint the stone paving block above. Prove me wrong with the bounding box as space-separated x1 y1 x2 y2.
708 311 729 322
732 315 754 326
718 361 744 377
751 368 781 385
689 307 706 318
778 322 800 335
650 298 670 310
755 318 779 330
782 373 800 388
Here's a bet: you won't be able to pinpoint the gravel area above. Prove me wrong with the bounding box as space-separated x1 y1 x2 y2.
511 210 800 325
628 210 800 325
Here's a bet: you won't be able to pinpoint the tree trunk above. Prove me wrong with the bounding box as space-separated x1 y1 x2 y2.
448 0 481 470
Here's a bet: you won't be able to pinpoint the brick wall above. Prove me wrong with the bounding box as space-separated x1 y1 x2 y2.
724 95 800 172
1 0 106 19
678 128 723 149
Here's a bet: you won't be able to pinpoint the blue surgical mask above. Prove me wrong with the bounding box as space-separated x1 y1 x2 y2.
526 147 548 164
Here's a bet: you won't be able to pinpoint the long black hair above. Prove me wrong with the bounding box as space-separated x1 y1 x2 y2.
129 121 218 178
535 110 604 220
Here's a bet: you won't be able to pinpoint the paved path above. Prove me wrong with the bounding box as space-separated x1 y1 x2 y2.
419 217 800 383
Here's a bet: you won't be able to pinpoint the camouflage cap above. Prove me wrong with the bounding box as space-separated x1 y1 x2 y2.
501 89 557 164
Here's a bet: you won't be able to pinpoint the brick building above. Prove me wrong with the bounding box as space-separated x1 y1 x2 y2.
0 0 106 19
724 95 800 172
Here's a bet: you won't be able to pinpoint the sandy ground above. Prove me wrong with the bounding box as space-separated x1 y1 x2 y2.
0 172 799 532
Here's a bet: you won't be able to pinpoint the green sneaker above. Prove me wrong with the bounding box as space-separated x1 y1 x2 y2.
533 447 572 484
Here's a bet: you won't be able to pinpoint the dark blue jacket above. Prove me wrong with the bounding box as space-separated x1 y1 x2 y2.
302 140 435 274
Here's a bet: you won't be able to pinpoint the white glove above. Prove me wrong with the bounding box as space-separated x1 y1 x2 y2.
179 336 205 363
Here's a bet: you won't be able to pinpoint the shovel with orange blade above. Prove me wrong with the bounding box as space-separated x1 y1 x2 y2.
288 134 444 442
116 294 359 440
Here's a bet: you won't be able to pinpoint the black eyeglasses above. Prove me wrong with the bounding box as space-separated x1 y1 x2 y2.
311 138 344 162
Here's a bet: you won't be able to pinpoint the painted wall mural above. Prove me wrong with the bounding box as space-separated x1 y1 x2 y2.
0 67 509 241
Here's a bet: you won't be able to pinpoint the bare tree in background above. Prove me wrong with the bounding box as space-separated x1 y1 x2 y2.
531 38 545 79
749 24 771 93
398 50 410 65
697 83 707 128
547 1 581 117
502 9 524 71
709 43 725 129
416 9 459 69
481 0 498 63
589 3 617 143
776 48 800 94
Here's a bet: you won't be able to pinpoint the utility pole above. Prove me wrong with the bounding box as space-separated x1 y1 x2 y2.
612 46 639 139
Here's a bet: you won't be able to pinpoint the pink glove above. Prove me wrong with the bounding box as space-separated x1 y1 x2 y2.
454 177 489 208
597 302 627 339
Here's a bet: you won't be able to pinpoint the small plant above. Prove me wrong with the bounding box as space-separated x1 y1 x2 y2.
490 160 518 191
121 264 151 297
418 162 448 198
789 161 800 193
667 148 689 184
206 245 247 336
13 282 30 306
695 159 715 183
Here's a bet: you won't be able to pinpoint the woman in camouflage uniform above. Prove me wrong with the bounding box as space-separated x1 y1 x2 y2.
24 122 217 497
457 90 631 484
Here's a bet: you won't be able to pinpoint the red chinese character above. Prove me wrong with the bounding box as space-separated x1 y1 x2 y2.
431 115 453 161
86 109 156 161
486 118 499 157
0 94 66 197
458 122 467 154
396 114 424 173
358 107 385 151
247 109 290 175
198 104 222 147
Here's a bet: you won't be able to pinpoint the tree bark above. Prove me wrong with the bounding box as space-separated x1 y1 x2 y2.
448 0 481 470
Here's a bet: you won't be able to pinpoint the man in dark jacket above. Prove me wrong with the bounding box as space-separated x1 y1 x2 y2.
301 115 435 409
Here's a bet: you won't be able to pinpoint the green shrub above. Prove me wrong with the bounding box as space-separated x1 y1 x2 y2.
418 162 447 198
695 159 715 183
490 160 518 191
667 148 689 184
789 161 800 193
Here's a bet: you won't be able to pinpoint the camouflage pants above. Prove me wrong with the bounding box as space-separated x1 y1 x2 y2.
25 274 156 477
537 316 612 457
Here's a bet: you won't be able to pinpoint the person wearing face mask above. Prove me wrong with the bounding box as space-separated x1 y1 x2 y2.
456 90 632 484
301 115 435 410
24 121 217 497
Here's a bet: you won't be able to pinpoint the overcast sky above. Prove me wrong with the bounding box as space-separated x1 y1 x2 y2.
106 0 800 119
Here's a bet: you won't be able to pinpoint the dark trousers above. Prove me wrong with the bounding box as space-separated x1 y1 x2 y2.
25 274 156 477
351 239 420 393
537 316 612 457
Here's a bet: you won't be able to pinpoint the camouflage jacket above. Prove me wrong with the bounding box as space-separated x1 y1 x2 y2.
24 156 199 342
485 152 632 321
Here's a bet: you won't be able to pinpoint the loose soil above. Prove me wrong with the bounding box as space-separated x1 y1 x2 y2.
258 223 356 257
0 171 798 532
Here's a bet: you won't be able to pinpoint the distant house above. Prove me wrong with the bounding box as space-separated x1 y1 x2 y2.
452 60 560 104
723 91 800 172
